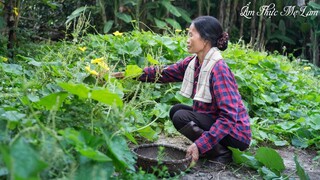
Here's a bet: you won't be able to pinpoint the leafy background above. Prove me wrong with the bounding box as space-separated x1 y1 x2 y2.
1 25 319 178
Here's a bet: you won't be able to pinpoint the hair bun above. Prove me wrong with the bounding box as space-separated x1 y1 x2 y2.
217 32 229 51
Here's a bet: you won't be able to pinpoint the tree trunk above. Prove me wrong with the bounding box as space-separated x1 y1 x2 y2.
229 0 238 34
218 0 225 29
224 0 231 31
198 0 203 16
205 0 211 15
311 28 319 66
249 0 256 47
239 0 245 38
98 0 107 26
5 0 15 60
255 14 262 50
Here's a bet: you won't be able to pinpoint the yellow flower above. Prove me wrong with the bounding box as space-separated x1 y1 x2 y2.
79 47 87 52
303 66 311 71
91 57 104 64
98 61 110 71
13 7 19 17
175 29 182 33
85 65 99 76
186 28 190 31
113 31 123 36
0 56 8 62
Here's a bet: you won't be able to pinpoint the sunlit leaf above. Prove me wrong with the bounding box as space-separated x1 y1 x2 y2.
124 65 143 78
137 126 157 141
146 53 159 65
255 147 285 174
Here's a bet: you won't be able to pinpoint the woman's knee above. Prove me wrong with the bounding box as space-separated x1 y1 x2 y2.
169 104 192 120
171 110 190 130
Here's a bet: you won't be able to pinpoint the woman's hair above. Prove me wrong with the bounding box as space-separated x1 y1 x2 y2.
192 16 229 51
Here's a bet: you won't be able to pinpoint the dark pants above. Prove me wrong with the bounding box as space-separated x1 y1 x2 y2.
170 104 248 151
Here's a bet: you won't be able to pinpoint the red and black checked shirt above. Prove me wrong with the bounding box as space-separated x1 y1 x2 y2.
139 56 251 154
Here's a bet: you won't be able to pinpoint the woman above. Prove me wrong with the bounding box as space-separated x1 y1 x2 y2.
115 16 251 164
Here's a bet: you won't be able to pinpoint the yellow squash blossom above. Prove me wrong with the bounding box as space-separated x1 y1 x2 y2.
79 47 87 52
85 65 99 76
97 61 110 71
113 31 123 36
91 58 110 71
175 29 182 33
91 57 104 64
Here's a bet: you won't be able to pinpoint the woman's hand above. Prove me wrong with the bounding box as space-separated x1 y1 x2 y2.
186 143 199 167
111 72 125 79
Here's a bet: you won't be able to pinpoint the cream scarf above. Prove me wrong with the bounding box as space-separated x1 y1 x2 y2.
180 47 222 103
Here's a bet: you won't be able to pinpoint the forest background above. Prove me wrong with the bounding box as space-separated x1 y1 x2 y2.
0 0 319 66
0 0 320 179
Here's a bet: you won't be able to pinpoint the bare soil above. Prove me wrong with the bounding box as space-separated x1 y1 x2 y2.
155 134 320 180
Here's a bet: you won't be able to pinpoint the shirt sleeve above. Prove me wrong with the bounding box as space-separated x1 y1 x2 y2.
194 61 240 154
138 56 193 83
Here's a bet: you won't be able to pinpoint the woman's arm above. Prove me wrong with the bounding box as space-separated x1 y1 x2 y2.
138 56 194 83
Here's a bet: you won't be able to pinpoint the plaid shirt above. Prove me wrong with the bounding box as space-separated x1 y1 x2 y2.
139 56 251 154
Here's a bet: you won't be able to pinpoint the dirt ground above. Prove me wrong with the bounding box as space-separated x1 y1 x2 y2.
155 134 320 180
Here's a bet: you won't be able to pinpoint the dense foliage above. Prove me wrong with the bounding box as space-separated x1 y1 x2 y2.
1 0 320 65
0 28 319 178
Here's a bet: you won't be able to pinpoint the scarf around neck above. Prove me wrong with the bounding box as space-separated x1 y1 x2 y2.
180 47 222 103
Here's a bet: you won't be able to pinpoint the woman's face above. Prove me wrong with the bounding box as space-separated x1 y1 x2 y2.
187 23 207 54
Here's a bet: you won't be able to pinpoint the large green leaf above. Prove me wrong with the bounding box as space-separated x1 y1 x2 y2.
165 18 181 30
66 6 87 24
76 147 112 162
154 18 167 29
160 0 181 17
116 12 132 23
91 89 123 107
2 137 47 180
36 92 68 110
294 155 310 180
137 126 157 141
124 65 143 78
229 147 261 169
255 147 285 174
1 63 23 75
103 20 114 33
258 166 281 180
104 133 136 171
58 82 90 99
72 161 114 180
1 111 26 122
